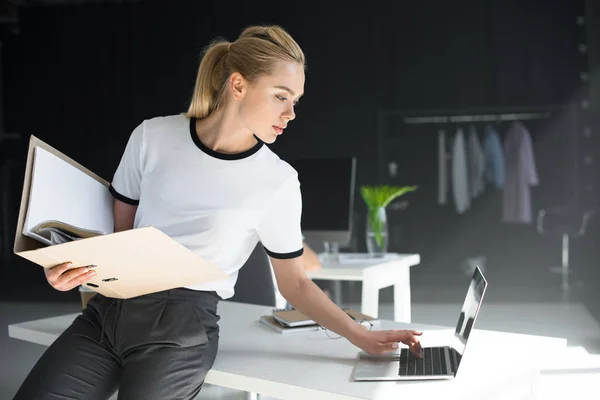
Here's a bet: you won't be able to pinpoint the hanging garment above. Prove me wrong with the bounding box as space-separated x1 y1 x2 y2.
467 124 485 199
452 129 470 214
482 124 505 189
503 121 539 223
438 129 448 205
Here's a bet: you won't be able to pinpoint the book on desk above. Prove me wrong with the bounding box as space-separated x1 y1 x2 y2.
260 308 378 334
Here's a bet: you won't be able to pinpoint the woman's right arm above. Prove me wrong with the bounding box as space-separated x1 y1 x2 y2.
45 199 138 291
113 198 137 232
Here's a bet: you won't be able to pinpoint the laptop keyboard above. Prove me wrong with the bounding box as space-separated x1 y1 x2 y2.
399 347 447 376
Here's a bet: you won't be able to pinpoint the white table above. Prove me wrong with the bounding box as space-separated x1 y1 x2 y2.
9 300 566 400
307 253 420 323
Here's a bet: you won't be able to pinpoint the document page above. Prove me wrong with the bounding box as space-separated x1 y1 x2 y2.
23 146 114 245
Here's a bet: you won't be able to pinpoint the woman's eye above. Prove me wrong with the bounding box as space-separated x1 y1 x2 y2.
276 95 287 102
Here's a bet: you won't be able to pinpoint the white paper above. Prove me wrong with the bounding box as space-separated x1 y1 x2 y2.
37 227 82 245
23 146 114 244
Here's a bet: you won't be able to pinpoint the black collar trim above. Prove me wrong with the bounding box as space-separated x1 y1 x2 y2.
189 118 263 160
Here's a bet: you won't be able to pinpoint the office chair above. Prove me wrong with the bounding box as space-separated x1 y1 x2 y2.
536 206 596 292
230 242 276 307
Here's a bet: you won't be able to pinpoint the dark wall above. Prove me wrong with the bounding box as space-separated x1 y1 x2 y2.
4 1 587 173
1 0 597 295
375 1 587 109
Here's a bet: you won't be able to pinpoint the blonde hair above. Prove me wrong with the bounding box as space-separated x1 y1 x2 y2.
185 25 306 119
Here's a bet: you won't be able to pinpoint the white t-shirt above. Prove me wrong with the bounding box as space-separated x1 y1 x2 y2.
109 114 304 299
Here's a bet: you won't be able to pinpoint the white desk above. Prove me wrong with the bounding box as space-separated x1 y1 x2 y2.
307 253 420 323
9 300 566 400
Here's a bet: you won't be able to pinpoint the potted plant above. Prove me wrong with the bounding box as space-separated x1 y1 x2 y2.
360 185 417 256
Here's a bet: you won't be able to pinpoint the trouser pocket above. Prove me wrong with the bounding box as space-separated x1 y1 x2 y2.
117 297 209 355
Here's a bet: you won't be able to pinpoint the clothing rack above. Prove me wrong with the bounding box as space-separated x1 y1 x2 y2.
402 111 552 125
375 105 570 183
379 105 564 125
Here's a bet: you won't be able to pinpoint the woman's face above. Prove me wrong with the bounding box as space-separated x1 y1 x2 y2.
237 61 305 144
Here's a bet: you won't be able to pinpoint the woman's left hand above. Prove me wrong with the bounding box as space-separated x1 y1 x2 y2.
350 329 423 356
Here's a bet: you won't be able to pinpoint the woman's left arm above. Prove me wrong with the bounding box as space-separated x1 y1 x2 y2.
271 257 423 356
300 241 322 271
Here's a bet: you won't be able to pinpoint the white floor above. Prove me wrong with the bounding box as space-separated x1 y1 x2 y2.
412 301 600 350
2 300 600 400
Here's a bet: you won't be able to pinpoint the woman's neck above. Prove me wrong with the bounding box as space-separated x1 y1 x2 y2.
194 107 258 155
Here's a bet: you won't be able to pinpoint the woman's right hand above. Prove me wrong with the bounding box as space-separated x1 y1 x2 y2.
44 262 97 291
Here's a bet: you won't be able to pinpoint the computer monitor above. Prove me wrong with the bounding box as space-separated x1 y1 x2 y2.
288 157 357 249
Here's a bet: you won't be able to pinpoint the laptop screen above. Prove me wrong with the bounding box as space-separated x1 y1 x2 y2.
453 266 488 361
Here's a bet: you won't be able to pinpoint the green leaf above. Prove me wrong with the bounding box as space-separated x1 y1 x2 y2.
361 185 417 251
360 185 418 209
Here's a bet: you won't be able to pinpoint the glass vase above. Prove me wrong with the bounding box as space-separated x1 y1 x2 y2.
366 207 388 256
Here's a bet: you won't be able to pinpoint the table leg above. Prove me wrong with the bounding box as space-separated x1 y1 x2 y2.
244 392 258 400
393 268 411 323
361 280 379 318
333 280 342 306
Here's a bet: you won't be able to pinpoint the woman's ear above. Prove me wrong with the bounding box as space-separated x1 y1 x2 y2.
229 72 246 101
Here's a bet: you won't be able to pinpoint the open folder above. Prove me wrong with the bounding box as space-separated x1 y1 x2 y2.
23 145 115 246
14 135 229 299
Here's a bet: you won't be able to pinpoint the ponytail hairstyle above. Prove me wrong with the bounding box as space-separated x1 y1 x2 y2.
185 25 306 119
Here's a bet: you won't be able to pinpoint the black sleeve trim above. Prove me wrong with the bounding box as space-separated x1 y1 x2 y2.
263 247 304 260
109 184 140 206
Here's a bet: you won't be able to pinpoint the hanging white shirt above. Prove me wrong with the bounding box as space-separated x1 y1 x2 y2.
438 129 448 205
467 125 486 199
452 129 470 214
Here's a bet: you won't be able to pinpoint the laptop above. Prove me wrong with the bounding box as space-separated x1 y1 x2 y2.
353 266 488 381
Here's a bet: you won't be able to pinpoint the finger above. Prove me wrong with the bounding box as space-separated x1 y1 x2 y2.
400 340 420 354
408 333 423 348
409 343 424 357
404 334 423 357
372 341 398 355
48 267 88 288
385 330 422 342
377 331 410 350
415 341 423 353
385 331 416 345
383 330 402 343
45 262 74 281
60 269 97 291
401 332 422 344
378 341 401 354
46 263 89 284
400 336 423 354
54 267 91 284
406 340 423 355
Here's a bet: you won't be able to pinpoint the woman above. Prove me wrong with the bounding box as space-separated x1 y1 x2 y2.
14 25 423 400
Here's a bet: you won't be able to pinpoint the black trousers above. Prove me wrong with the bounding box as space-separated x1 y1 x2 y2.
14 288 221 400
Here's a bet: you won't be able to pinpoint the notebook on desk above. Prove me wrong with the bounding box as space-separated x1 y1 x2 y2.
271 308 378 329
259 315 319 334
272 309 316 327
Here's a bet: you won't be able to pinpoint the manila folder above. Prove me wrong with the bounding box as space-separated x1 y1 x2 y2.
18 226 229 299
14 135 228 299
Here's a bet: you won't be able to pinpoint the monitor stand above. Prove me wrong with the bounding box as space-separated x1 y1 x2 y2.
322 241 340 262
